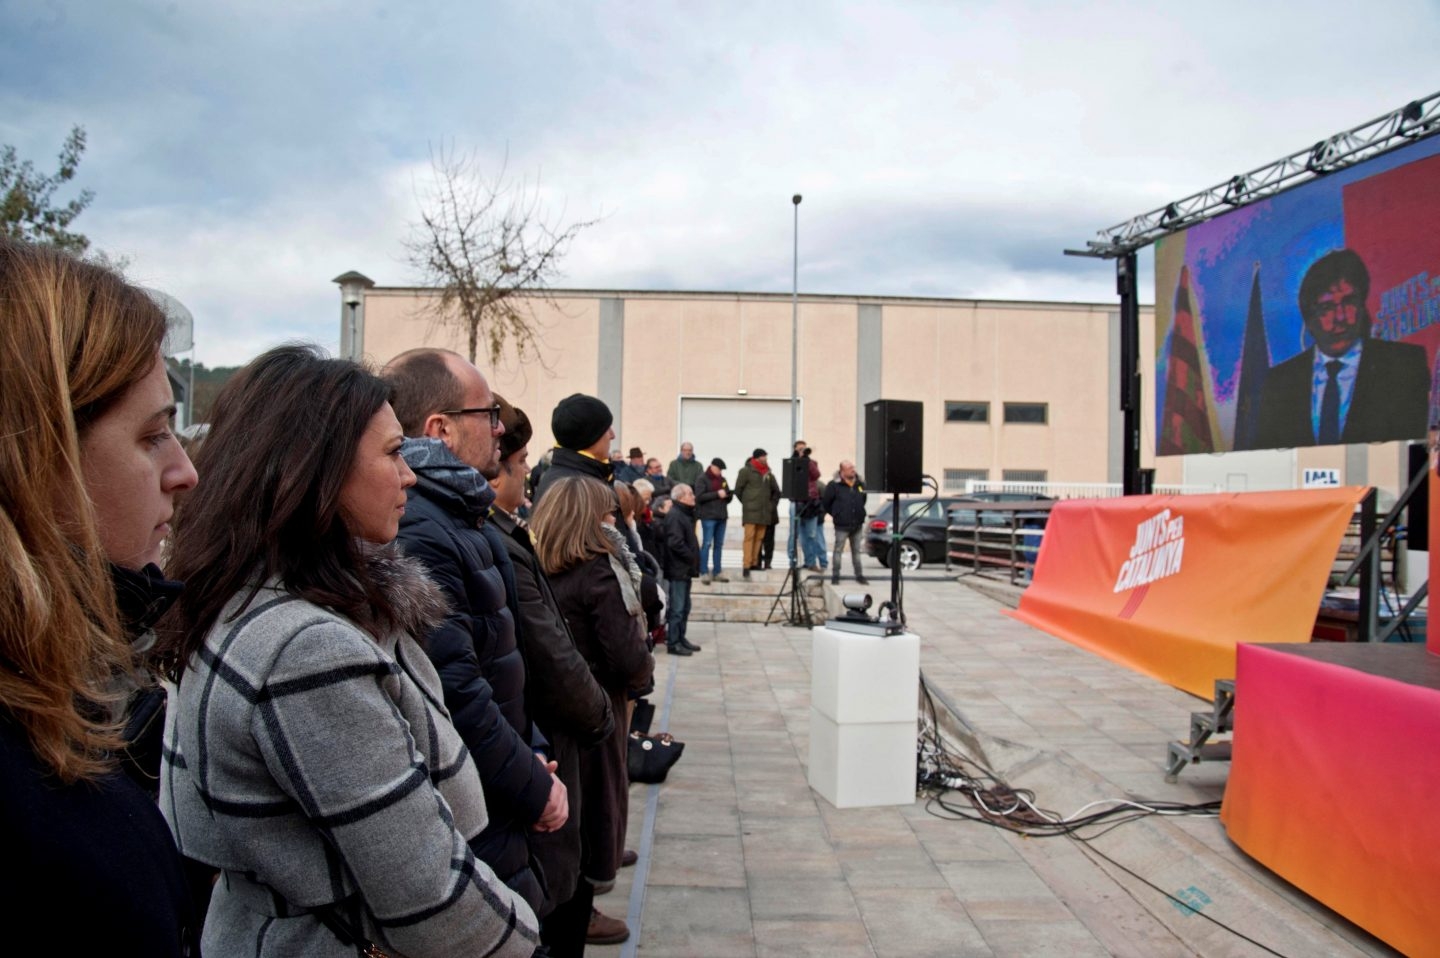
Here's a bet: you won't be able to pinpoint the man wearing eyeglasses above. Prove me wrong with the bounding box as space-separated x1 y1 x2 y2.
383 348 568 922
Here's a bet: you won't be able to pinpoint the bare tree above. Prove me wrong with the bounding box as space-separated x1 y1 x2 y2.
403 147 600 367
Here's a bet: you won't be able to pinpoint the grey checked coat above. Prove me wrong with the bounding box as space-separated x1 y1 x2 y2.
160 553 540 958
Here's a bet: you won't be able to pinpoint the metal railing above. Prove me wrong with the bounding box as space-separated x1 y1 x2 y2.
1333 473 1428 642
945 501 1055 584
963 480 1221 499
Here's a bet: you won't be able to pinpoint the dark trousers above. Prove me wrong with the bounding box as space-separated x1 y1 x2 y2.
540 880 594 958
666 577 692 646
832 525 864 579
760 522 776 567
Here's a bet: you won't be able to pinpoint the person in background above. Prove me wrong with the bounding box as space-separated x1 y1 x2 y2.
760 469 782 572
788 441 827 573
666 441 704 490
614 447 646 483
821 459 869 586
533 477 655 947
528 447 554 502
632 478 663 570
694 457 732 584
160 344 540 957
614 481 667 648
384 348 564 916
642 457 672 496
733 448 779 579
490 397 616 957
661 483 702 656
0 238 200 956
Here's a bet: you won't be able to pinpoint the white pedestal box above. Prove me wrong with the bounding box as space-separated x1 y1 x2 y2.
807 624 920 808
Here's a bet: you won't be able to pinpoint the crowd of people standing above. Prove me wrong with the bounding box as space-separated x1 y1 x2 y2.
0 236 872 956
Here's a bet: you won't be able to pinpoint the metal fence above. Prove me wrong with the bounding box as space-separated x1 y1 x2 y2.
964 479 1221 499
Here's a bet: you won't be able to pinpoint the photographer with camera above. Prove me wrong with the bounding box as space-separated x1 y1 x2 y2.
786 441 828 573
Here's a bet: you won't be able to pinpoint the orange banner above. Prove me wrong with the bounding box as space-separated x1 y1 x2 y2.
1009 488 1367 698
1431 436 1438 653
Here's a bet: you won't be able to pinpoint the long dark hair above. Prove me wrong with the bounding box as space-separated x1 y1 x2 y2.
161 344 401 666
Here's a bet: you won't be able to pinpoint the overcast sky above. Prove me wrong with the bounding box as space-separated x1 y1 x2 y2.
2 0 1436 366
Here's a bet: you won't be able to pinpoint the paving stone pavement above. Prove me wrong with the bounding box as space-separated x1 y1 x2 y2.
586 576 1402 958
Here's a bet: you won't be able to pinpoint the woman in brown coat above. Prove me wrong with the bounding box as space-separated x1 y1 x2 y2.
532 476 654 945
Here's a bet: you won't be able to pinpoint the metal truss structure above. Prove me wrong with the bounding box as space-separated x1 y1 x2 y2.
1072 90 1440 258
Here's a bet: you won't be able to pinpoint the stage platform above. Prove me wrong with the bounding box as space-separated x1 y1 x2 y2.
1223 642 1440 958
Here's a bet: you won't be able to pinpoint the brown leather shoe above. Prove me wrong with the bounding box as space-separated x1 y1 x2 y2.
621 848 638 867
588 907 630 945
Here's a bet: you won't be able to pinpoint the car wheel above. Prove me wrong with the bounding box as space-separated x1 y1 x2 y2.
898 541 923 571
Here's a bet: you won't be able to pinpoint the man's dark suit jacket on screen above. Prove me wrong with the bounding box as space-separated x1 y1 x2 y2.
1254 338 1430 449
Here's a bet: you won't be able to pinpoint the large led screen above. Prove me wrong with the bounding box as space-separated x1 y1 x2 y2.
1154 134 1440 454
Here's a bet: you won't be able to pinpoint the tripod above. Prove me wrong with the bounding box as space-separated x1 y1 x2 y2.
766 561 818 628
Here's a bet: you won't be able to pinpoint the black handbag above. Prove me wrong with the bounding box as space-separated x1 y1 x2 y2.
630 698 656 736
627 730 684 784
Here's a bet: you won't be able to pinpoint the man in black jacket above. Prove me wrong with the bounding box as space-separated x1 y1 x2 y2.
532 393 617 506
383 348 567 917
489 396 622 951
821 460 869 585
694 458 733 584
662 483 702 655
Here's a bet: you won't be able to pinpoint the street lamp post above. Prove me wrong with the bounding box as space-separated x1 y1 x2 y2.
790 194 802 451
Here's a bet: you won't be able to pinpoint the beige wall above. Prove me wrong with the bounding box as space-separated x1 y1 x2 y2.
358 287 1157 486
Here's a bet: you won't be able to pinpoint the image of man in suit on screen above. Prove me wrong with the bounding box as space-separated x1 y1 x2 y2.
1255 248 1429 449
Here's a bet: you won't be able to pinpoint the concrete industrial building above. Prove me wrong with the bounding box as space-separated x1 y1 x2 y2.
333 273 1411 501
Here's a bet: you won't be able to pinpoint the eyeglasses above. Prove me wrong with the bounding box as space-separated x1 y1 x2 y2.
440 405 503 428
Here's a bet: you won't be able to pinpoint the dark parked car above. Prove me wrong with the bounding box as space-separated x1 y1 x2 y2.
864 492 1052 570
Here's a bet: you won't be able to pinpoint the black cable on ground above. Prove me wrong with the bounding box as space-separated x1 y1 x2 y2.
915 671 1293 958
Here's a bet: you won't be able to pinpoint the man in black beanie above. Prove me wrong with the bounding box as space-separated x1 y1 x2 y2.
533 392 617 505
488 394 619 953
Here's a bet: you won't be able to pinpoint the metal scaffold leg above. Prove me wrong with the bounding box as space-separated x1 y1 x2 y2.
1164 679 1235 782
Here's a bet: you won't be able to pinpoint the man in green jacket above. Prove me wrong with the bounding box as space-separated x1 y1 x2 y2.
733 449 780 578
666 441 704 489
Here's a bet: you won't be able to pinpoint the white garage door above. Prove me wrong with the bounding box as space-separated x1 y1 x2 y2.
678 398 798 492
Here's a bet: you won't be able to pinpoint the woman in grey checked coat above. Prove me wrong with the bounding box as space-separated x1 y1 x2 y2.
158 345 542 958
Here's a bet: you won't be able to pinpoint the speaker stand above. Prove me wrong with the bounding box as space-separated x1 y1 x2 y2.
883 490 898 607
766 563 819 628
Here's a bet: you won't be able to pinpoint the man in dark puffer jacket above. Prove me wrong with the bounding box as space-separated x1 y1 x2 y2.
384 348 568 917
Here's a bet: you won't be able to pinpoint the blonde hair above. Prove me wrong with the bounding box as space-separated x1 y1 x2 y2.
532 476 618 575
0 238 168 781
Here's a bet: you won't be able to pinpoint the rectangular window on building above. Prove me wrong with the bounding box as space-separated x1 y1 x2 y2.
1003 402 1048 424
944 401 989 423
943 468 989 492
1002 469 1048 484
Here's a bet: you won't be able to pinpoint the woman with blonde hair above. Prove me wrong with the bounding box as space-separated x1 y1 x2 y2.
158 344 541 957
532 476 654 945
0 237 200 954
